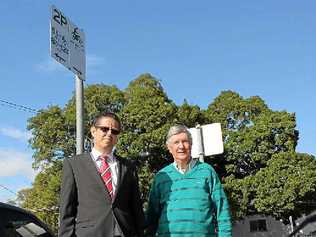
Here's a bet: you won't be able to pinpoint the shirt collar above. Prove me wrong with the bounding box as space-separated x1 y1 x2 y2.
173 158 197 174
91 147 115 162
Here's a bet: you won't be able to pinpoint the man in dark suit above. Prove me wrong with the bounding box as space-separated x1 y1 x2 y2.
58 112 145 237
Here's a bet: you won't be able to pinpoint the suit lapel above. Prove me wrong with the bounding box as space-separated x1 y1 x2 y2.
113 156 127 202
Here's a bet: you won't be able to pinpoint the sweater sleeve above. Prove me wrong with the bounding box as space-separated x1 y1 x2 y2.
210 170 232 237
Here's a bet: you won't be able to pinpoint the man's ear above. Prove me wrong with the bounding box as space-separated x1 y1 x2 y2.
90 126 96 138
166 143 171 153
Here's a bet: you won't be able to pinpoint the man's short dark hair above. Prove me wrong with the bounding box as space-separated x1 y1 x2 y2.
91 112 122 131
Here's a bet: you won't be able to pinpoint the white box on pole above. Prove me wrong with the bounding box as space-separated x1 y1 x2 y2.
189 123 224 158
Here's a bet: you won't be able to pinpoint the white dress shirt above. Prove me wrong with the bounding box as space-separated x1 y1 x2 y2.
91 148 119 195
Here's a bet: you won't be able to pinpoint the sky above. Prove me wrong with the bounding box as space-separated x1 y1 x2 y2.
0 1 315 203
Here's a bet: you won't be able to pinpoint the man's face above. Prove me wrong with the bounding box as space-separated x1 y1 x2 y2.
90 116 120 152
167 132 191 163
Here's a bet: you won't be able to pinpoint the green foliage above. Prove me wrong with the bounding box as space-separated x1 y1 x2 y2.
205 91 268 130
22 74 316 230
18 161 62 233
27 84 126 169
253 152 316 220
121 73 176 132
28 106 70 169
118 74 176 168
117 74 178 200
224 175 254 220
176 99 204 127
64 84 125 127
205 91 298 178
203 90 315 221
224 111 298 177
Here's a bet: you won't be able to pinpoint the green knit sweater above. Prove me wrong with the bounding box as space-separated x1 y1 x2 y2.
146 161 232 237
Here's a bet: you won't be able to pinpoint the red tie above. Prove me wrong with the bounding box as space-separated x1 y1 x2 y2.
99 155 113 199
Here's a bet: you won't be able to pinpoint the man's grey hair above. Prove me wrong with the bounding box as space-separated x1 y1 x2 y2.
166 125 192 145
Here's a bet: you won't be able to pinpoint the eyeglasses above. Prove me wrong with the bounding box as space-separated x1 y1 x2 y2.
95 125 120 135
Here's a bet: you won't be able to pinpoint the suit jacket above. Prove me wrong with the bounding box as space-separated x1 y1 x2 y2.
58 152 145 237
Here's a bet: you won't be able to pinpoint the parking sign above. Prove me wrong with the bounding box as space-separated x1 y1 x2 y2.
50 5 86 79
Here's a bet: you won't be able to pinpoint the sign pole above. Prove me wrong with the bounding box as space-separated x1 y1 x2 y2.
76 75 84 154
50 5 86 155
195 124 205 162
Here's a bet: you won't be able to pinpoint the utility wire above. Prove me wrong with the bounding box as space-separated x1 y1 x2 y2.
0 184 59 213
0 99 39 113
0 184 17 196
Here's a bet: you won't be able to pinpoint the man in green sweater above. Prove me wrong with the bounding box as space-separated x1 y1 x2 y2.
146 125 232 237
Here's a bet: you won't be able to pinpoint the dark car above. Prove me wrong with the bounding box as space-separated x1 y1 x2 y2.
0 202 55 237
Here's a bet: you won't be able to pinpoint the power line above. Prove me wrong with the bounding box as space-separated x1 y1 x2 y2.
0 184 17 196
0 99 39 113
0 184 59 213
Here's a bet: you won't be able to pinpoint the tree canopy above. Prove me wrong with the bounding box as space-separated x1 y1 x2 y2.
19 73 316 232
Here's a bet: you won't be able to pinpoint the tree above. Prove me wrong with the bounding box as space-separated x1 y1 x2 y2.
27 84 125 169
63 84 126 151
20 76 316 231
204 90 298 178
19 161 62 233
204 91 315 222
253 152 316 220
118 73 177 201
176 99 205 127
28 106 69 169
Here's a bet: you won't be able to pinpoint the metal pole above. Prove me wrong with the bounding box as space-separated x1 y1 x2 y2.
196 124 204 162
76 75 84 154
289 215 294 234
